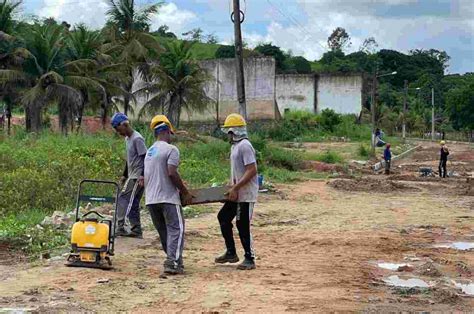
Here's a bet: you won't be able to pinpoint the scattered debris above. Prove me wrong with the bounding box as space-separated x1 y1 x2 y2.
415 262 442 277
97 278 110 284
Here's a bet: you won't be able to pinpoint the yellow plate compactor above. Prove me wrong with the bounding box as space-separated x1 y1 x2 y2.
66 179 119 270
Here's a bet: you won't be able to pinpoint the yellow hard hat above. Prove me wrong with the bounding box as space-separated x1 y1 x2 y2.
223 113 246 128
440 140 446 145
150 115 175 133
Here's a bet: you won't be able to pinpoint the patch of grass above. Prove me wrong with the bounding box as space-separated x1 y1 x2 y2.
0 211 68 255
264 146 303 171
314 151 343 164
182 205 214 219
357 144 371 159
262 167 302 183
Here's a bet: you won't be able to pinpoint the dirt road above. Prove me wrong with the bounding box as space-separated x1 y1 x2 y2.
1 142 473 312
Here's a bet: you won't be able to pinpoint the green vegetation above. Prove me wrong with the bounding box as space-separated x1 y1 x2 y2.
314 151 343 164
258 109 371 143
357 144 370 158
0 131 322 254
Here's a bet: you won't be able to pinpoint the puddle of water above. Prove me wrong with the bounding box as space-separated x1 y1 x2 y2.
377 263 411 271
434 242 474 251
0 309 36 313
383 275 430 288
454 282 474 296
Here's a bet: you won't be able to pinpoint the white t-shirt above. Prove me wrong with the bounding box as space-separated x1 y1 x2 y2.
144 141 181 205
231 139 258 203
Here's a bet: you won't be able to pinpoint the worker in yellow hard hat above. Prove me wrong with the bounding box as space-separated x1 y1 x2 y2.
215 113 258 270
439 140 449 178
144 115 191 275
150 114 176 134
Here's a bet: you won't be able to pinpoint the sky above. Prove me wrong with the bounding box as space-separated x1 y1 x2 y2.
19 0 474 74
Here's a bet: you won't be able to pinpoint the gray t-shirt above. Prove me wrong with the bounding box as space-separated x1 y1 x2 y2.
144 141 181 205
126 131 147 179
231 139 258 203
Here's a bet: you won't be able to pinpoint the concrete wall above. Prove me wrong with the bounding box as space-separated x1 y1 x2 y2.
275 73 364 116
129 58 363 122
317 73 363 115
276 74 315 114
130 57 276 123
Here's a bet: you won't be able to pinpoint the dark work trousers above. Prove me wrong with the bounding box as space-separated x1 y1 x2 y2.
384 160 391 175
117 178 143 234
218 202 255 260
439 159 447 178
148 203 185 267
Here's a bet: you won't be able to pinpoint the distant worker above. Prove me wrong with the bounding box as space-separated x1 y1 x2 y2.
111 112 147 238
439 140 449 178
384 143 392 175
144 115 192 275
375 128 386 147
215 113 258 270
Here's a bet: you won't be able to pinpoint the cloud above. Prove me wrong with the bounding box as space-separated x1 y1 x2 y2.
150 3 197 34
38 0 108 28
242 0 474 73
36 1 196 33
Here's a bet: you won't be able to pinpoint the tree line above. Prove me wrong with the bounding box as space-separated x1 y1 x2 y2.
0 0 210 134
214 27 473 136
1 1 472 136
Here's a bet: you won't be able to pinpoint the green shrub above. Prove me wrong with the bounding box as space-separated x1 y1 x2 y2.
263 146 302 171
268 110 319 141
357 144 370 158
318 109 342 132
314 150 343 164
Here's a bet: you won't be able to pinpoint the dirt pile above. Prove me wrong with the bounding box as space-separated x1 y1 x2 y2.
328 177 418 193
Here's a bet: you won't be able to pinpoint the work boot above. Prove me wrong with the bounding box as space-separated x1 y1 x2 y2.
237 258 256 270
215 251 239 264
115 228 129 237
163 260 183 275
124 231 143 239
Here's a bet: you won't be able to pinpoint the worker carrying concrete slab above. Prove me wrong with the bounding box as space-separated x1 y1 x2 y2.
383 143 392 175
439 140 449 178
111 112 147 238
215 113 258 270
144 115 193 275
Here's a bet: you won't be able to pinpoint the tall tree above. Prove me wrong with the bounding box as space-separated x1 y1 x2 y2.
359 37 378 54
105 0 162 116
327 27 351 52
0 23 100 133
135 41 211 127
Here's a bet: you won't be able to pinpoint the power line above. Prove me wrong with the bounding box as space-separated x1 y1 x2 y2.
265 0 327 52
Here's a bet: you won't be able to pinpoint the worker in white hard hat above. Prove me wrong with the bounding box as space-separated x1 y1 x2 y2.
439 140 449 178
215 113 258 270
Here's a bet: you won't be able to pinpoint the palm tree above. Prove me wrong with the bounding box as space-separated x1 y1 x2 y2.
135 41 212 127
105 0 162 116
0 0 22 133
0 23 102 133
0 0 21 33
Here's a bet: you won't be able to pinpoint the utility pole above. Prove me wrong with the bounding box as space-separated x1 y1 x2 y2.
431 87 435 141
402 80 408 141
232 0 247 119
